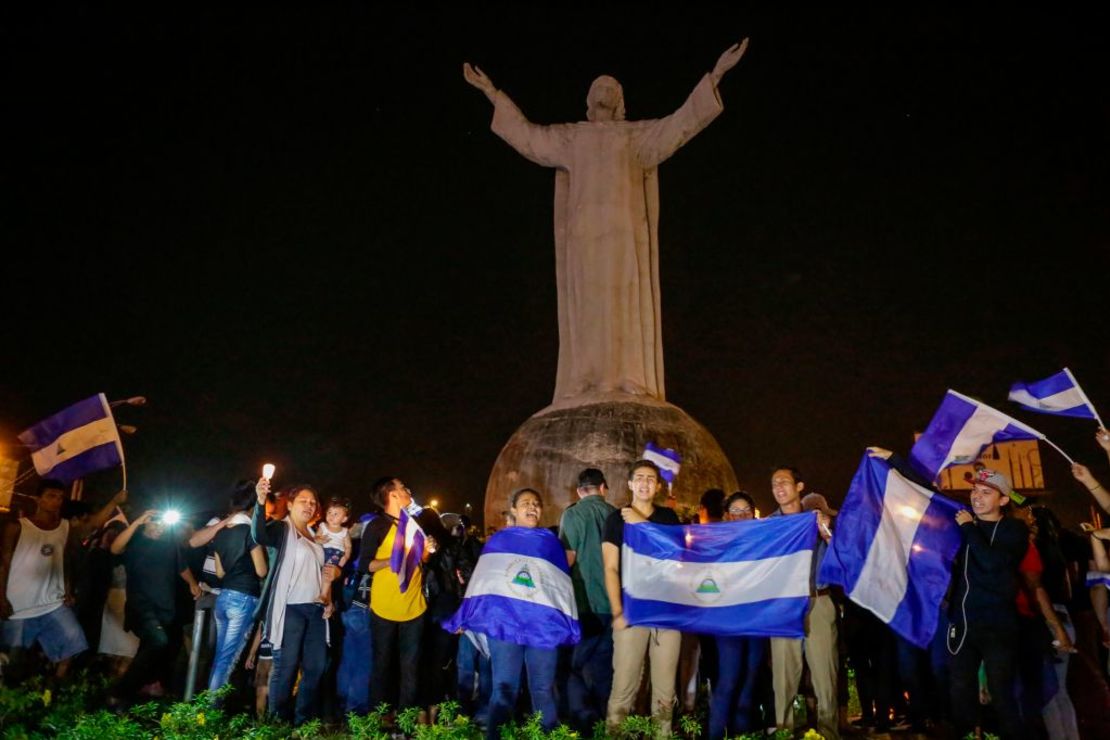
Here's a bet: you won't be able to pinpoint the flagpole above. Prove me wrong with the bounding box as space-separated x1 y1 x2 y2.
1064 367 1105 429
1040 437 1076 466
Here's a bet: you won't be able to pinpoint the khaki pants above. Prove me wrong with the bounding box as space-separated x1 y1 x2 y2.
607 625 682 736
770 594 839 740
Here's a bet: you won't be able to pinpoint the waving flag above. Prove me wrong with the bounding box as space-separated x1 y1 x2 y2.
642 442 681 484
18 394 124 484
390 508 426 593
621 513 818 638
1009 368 1102 424
909 390 1045 482
820 454 962 648
443 527 579 649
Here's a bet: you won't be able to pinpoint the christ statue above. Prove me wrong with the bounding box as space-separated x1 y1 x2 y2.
464 39 748 403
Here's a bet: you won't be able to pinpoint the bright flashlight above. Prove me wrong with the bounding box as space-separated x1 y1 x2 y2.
262 463 276 481
161 510 182 525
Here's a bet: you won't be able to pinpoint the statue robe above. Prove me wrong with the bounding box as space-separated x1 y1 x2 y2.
490 75 723 403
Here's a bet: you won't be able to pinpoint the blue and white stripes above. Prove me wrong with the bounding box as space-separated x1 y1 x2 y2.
909 390 1044 482
1009 368 1101 423
19 394 123 484
620 514 818 638
443 527 579 650
820 454 963 648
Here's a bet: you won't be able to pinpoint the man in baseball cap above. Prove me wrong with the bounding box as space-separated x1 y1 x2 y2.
948 466 1033 740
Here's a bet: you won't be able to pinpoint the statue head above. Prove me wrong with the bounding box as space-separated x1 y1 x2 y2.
586 75 625 122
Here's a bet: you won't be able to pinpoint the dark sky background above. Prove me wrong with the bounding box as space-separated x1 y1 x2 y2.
5 6 1109 523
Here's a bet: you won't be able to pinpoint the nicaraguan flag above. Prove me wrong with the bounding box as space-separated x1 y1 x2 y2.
390 508 426 593
909 390 1044 482
443 527 579 649
18 394 123 484
1009 368 1099 420
819 454 962 648
621 513 818 638
642 442 681 484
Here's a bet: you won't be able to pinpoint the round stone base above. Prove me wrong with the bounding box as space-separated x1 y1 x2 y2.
484 393 738 528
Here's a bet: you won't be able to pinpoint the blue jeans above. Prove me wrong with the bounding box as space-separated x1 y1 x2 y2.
337 605 373 714
208 589 259 692
489 637 558 740
457 633 493 724
270 603 328 726
710 636 767 739
565 613 613 733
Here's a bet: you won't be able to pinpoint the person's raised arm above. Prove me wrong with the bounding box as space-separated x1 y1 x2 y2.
251 479 283 548
1097 428 1110 464
189 514 232 549
463 63 498 104
72 489 128 541
1072 463 1110 514
710 38 750 86
110 510 156 555
0 521 21 618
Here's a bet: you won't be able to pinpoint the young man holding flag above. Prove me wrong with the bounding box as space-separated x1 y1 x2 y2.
766 467 838 740
602 460 682 736
948 467 1032 740
360 477 436 716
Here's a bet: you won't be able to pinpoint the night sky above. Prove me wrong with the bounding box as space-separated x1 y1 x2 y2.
5 6 1109 523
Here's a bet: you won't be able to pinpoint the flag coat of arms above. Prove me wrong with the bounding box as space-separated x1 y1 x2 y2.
621 513 818 638
18 394 124 484
443 527 579 649
390 508 426 593
909 390 1043 482
1009 368 1100 420
819 453 963 648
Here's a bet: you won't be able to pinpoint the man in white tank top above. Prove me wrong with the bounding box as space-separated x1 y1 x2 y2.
0 479 89 678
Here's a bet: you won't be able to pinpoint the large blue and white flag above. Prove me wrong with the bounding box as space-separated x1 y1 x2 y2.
621 513 818 638
1009 368 1101 422
642 442 681 484
390 508 426 593
909 390 1044 482
18 394 124 485
819 454 962 648
443 527 579 649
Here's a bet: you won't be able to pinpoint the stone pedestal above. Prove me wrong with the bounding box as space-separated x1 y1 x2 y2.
484 393 738 528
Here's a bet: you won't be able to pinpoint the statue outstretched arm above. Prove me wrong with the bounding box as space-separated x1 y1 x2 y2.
710 38 750 86
468 63 571 169
633 39 748 167
463 63 498 103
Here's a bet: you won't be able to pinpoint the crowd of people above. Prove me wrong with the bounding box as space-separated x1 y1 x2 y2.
2 428 1110 740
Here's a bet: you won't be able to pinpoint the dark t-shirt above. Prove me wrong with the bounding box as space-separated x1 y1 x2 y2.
123 531 186 625
950 516 1028 629
603 505 681 551
213 524 261 597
